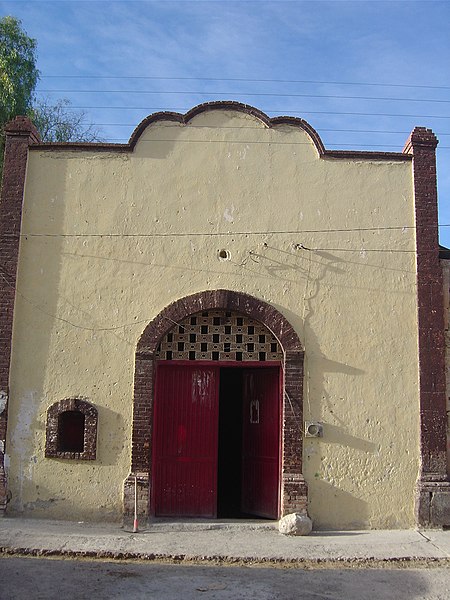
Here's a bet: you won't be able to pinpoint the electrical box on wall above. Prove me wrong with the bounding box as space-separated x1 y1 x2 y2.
304 421 323 438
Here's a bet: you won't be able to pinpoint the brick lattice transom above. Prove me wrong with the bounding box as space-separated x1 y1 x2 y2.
155 310 283 362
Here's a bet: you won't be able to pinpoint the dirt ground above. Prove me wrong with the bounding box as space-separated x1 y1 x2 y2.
1 555 450 600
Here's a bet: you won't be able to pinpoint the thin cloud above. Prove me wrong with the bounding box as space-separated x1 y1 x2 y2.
2 0 449 244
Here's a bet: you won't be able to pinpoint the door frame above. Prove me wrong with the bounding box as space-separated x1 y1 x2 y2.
124 289 307 520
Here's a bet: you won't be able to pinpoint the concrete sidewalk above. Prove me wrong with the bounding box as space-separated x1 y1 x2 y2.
0 517 449 566
0 517 450 566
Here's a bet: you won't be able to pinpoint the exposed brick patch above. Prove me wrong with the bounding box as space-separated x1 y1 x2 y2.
404 128 450 526
282 473 309 515
127 290 307 518
0 117 40 516
123 473 150 518
45 398 98 460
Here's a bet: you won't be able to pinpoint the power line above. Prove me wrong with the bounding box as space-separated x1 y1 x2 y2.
87 124 450 136
0 269 150 332
36 89 450 104
99 138 450 148
0 242 417 335
39 75 450 91
8 224 450 240
48 106 450 120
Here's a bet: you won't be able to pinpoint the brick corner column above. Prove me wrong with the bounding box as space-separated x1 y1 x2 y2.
0 116 40 516
404 127 450 527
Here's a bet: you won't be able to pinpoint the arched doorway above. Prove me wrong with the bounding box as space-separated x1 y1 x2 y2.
153 309 282 518
124 290 307 520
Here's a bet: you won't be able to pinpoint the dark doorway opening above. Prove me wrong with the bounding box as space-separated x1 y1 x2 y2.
217 368 244 517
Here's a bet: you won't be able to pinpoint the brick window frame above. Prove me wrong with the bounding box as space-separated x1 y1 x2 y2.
45 398 98 460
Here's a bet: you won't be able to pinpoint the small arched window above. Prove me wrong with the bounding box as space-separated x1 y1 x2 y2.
58 411 86 452
45 398 97 460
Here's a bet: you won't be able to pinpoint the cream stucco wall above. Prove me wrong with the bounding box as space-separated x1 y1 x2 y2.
6 108 419 528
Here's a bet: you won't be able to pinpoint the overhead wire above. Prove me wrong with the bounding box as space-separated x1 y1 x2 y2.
92 138 450 148
0 267 154 332
6 223 449 240
1 215 447 333
36 89 450 104
47 106 450 120
39 75 450 91
80 124 450 136
0 231 423 335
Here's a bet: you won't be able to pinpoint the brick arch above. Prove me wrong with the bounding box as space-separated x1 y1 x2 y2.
125 290 307 519
137 289 304 354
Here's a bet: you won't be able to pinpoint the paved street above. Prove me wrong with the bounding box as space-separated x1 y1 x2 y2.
1 556 450 600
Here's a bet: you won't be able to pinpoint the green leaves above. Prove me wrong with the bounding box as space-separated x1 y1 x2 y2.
0 16 39 125
0 16 101 179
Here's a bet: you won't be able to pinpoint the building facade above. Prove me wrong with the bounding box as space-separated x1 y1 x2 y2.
0 102 449 528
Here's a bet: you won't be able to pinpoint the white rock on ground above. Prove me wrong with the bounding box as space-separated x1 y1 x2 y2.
278 513 313 536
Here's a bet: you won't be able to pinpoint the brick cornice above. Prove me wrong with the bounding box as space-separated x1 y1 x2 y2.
32 101 412 161
4 116 41 143
0 115 39 515
403 127 438 154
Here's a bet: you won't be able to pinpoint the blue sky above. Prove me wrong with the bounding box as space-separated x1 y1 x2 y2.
3 0 450 246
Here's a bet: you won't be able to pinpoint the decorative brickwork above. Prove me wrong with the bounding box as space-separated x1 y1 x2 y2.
123 473 150 518
45 398 98 460
404 128 450 526
155 310 283 362
0 117 41 516
125 289 306 519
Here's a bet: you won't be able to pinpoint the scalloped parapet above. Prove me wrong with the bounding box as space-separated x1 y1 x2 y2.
128 101 325 156
30 101 413 160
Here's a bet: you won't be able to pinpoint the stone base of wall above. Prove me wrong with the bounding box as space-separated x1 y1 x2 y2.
123 473 150 518
281 473 308 516
123 471 308 520
416 481 450 527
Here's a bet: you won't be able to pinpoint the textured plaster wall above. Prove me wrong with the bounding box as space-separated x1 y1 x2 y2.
6 109 418 527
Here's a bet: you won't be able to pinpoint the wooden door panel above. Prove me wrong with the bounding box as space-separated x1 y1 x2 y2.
154 365 219 517
242 368 280 518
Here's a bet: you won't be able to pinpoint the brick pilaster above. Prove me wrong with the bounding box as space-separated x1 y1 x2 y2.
0 116 40 516
404 127 450 526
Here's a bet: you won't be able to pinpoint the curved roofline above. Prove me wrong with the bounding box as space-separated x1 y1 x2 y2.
128 100 326 154
30 100 412 161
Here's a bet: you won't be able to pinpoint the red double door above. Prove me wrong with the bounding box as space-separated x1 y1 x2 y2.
153 364 280 519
